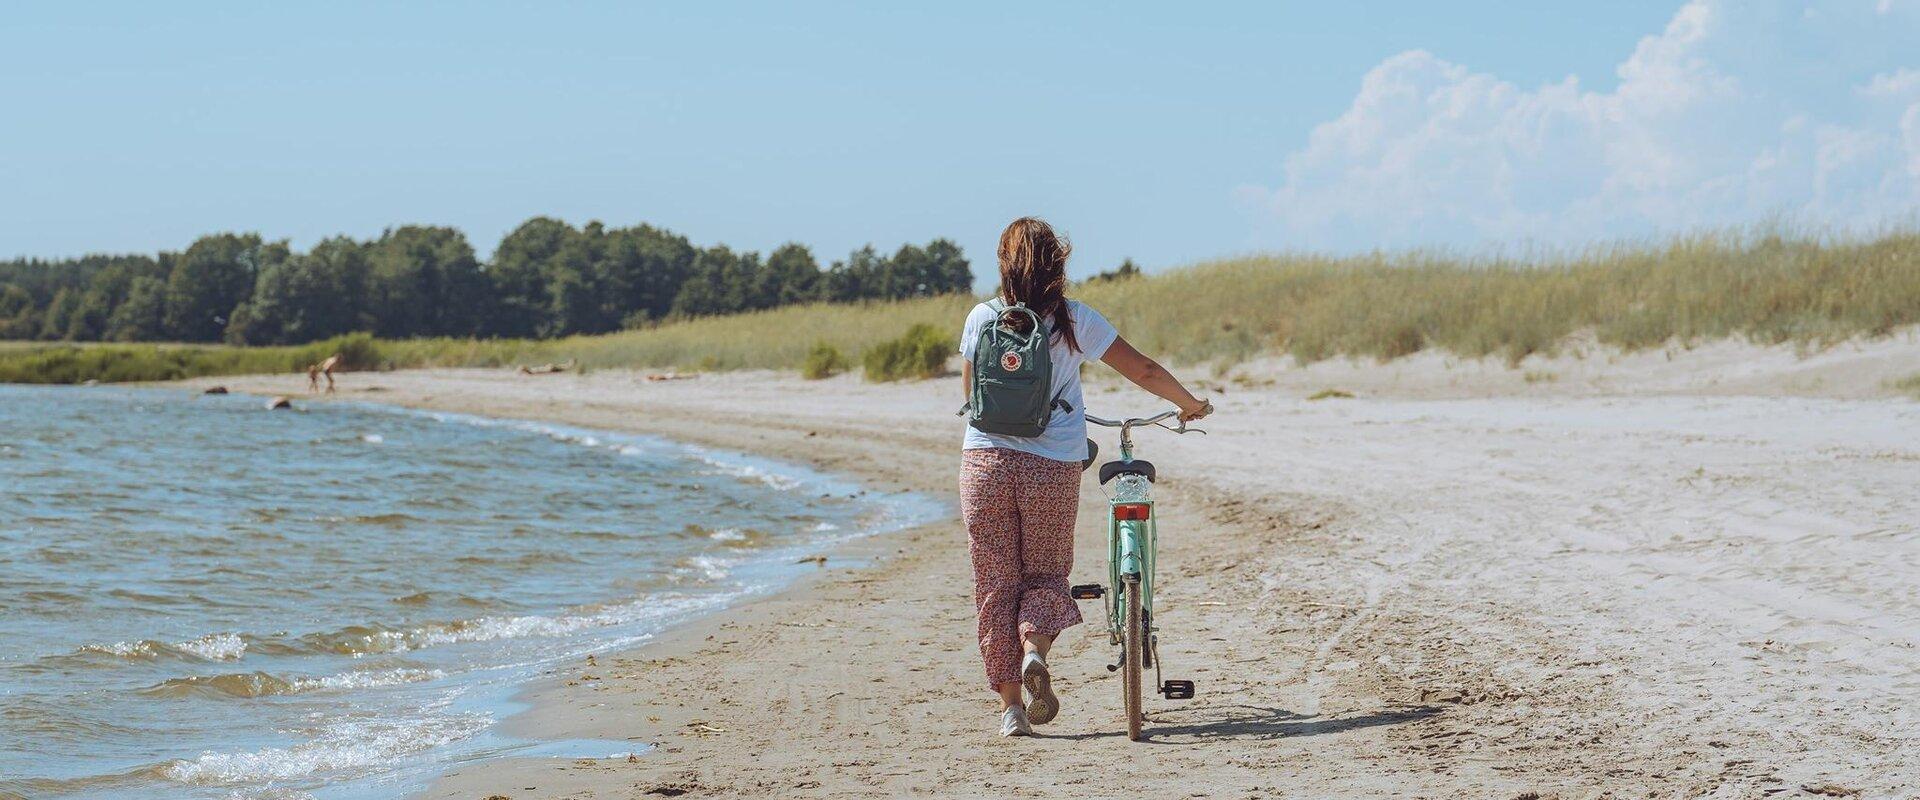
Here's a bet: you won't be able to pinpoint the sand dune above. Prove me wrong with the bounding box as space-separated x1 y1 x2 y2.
178 338 1920 799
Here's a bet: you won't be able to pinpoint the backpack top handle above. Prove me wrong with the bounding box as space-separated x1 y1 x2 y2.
986 298 1046 350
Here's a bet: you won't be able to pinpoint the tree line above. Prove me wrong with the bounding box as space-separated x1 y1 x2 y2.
0 218 973 345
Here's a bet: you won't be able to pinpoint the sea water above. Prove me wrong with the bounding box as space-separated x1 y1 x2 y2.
0 385 941 799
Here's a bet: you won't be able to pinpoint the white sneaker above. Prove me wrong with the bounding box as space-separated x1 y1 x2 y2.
999 706 1032 737
1022 651 1058 725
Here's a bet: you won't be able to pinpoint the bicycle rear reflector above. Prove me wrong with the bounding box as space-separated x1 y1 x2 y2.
1113 503 1151 521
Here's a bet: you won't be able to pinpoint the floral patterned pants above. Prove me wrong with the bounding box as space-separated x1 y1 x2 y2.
959 447 1085 688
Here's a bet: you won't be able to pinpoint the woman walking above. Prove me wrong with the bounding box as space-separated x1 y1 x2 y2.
959 217 1211 736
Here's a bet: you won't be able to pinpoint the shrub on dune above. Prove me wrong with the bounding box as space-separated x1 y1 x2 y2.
863 324 950 382
800 342 849 379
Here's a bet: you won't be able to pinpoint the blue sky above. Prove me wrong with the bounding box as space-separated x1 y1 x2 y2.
3 2 1915 280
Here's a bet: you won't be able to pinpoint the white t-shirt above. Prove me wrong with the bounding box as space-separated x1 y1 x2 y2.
959 299 1120 463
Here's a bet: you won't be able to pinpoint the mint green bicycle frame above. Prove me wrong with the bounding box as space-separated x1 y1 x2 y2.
1106 497 1156 644
1088 409 1190 645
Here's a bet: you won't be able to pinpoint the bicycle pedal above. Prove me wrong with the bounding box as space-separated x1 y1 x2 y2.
1070 583 1105 600
1160 680 1195 700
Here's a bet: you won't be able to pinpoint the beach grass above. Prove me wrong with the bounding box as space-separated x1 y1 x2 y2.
862 324 953 382
800 342 851 380
2 227 1916 384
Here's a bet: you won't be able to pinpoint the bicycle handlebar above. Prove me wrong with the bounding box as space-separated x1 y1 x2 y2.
1086 408 1205 435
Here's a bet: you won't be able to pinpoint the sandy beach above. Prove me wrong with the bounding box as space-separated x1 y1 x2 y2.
177 336 1920 799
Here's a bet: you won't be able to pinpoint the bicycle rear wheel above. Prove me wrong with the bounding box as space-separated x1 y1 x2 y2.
1121 573 1144 741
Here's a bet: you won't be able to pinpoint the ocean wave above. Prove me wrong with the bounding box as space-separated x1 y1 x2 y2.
174 632 247 660
140 668 446 699
344 512 422 526
0 695 147 742
390 591 490 607
674 555 735 582
451 550 584 567
411 410 653 460
300 592 724 656
688 452 805 491
706 526 779 548
75 632 247 663
406 407 912 508
163 712 488 786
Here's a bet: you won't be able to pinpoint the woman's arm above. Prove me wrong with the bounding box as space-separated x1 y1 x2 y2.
1099 336 1211 422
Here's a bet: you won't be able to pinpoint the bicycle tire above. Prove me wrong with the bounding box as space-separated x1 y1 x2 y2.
1122 573 1144 741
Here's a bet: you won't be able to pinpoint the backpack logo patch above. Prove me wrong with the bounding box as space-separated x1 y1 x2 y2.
1000 351 1023 372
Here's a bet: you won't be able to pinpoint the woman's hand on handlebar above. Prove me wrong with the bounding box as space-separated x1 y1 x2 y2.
1178 398 1213 424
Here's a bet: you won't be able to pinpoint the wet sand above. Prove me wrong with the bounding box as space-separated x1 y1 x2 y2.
178 337 1920 799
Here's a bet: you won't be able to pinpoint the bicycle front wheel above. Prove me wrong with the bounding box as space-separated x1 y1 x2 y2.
1121 573 1144 741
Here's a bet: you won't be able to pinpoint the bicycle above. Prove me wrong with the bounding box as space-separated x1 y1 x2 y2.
1072 408 1204 741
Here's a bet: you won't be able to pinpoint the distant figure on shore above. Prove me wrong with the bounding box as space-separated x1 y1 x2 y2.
307 355 341 393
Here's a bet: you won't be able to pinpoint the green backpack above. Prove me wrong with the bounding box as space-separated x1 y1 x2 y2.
961 299 1067 437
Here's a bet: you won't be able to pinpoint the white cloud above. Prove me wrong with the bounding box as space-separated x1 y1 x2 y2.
1860 68 1920 98
1242 0 1920 251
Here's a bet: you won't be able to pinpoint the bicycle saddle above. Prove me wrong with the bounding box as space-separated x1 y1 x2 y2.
1099 459 1156 485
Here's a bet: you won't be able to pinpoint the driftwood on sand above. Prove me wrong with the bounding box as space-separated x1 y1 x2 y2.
646 372 696 382
520 359 577 375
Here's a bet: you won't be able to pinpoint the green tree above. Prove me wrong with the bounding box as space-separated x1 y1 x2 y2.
105 276 169 341
0 222 970 342
546 221 606 336
66 258 152 341
310 236 375 333
598 223 697 327
163 234 275 341
821 245 885 303
0 284 39 339
672 245 764 317
488 217 578 338
67 287 113 341
875 239 971 300
923 238 972 294
757 243 821 307
1086 258 1142 284
38 288 81 340
225 237 371 344
365 226 487 337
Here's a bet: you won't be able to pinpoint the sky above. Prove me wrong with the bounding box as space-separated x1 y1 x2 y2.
2 1 1916 281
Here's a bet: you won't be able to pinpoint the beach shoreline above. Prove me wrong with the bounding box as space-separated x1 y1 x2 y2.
163 338 1920 798
164 369 986 799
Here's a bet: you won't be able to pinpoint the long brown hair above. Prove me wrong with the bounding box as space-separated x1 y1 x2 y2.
996 216 1080 352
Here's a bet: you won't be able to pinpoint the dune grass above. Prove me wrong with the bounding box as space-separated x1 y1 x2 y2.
1085 228 1920 370
800 342 851 380
2 227 1916 385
